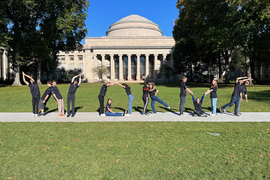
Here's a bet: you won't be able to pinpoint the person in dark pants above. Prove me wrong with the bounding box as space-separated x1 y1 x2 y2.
191 91 210 117
117 83 134 116
52 80 65 117
105 99 126 116
238 78 252 114
149 83 170 114
38 81 53 116
220 77 243 116
22 72 40 117
142 82 150 115
179 76 193 116
98 82 115 116
67 74 82 117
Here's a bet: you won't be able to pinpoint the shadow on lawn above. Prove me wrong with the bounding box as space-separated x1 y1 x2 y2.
160 106 179 115
247 90 270 102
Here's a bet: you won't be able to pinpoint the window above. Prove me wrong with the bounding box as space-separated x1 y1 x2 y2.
78 55 83 61
59 55 65 61
69 55 74 61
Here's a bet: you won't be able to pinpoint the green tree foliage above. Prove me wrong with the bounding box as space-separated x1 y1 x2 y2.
92 65 107 82
159 64 174 82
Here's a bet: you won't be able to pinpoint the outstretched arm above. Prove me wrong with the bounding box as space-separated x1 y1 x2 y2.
201 94 206 104
78 74 82 86
191 93 195 102
22 72 29 86
71 75 77 83
117 83 125 88
236 77 248 83
187 88 193 96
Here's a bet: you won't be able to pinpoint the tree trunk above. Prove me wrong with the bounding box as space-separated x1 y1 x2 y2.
36 57 42 84
11 67 22 86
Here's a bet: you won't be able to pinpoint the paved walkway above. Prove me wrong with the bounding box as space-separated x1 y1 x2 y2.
0 112 269 122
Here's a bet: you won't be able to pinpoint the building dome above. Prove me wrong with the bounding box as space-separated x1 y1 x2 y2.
106 15 163 37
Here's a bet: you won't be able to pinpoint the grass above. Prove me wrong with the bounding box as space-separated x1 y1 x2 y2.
0 82 270 113
0 122 270 179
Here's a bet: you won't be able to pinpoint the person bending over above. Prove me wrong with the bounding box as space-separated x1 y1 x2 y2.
238 78 252 114
191 91 210 117
98 82 116 116
38 81 53 116
105 99 126 116
22 72 40 117
67 74 82 117
52 80 65 117
149 83 170 114
117 83 134 116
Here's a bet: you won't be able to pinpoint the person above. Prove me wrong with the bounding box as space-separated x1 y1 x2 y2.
98 82 115 116
117 83 134 116
220 77 243 116
149 83 170 114
38 81 53 116
191 91 210 117
238 78 252 114
22 72 40 117
105 98 126 116
142 82 150 115
208 79 218 116
51 80 65 117
179 76 193 116
67 74 82 117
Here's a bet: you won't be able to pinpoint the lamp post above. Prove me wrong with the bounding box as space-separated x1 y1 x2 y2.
0 47 4 80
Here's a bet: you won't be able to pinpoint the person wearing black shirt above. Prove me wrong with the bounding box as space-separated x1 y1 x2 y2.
142 82 150 115
179 76 193 116
67 74 82 117
52 80 65 117
105 99 125 116
238 79 252 114
22 72 40 117
208 79 218 116
220 77 243 116
117 83 134 116
38 81 53 116
149 83 170 114
191 90 210 117
98 82 115 116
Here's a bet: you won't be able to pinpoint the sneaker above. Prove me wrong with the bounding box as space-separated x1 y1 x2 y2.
71 114 74 117
167 106 171 109
59 115 63 117
193 114 198 117
31 114 35 117
234 113 240 116
38 113 42 117
202 114 208 117
42 113 45 117
62 114 66 116
125 114 131 116
34 114 38 117
100 114 105 116
123 111 126 116
220 108 224 113
67 114 70 117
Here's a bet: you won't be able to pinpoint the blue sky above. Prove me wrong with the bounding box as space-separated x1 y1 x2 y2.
82 0 179 43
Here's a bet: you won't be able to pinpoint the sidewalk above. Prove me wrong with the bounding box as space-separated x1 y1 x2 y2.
0 112 269 122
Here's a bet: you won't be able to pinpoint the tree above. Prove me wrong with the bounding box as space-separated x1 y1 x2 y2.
159 64 174 82
92 65 107 82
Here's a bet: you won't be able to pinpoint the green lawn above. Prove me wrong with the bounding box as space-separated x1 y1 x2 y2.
0 122 269 179
0 82 270 113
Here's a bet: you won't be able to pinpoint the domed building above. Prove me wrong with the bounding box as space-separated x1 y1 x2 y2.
57 15 175 82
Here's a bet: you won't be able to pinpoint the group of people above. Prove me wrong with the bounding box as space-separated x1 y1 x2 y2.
23 71 251 117
23 72 82 117
99 76 252 117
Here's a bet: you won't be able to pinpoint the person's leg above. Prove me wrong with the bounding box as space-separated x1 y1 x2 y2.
105 111 123 116
128 94 134 114
61 99 64 115
98 96 104 115
71 95 75 115
180 97 186 115
32 96 35 114
34 96 39 114
237 97 241 114
152 96 168 107
221 96 237 110
234 97 240 115
151 97 156 113
57 100 61 115
143 97 149 114
194 109 203 116
212 98 217 114
67 95 71 115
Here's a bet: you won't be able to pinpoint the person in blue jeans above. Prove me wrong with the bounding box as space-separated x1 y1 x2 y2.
105 99 126 116
149 83 170 114
117 83 133 116
208 79 218 116
220 78 243 116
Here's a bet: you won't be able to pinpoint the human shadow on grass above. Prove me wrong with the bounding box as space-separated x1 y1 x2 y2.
184 107 195 116
159 106 179 115
44 108 58 115
66 106 84 115
133 106 144 115
247 90 270 102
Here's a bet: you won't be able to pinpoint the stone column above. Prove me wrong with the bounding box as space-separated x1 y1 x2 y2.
136 54 140 81
119 54 123 81
101 54 106 81
154 54 158 80
110 54 114 81
128 54 132 81
162 54 167 80
145 54 149 81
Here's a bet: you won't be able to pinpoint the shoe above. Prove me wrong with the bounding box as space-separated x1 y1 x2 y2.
238 112 242 115
167 106 171 109
59 115 63 117
179 113 184 116
220 108 224 113
31 114 35 117
125 114 131 116
234 113 240 116
71 114 74 117
194 114 198 117
34 114 38 117
123 111 126 116
62 114 66 116
202 114 208 117
67 114 70 117
100 114 105 116
38 113 42 117
42 113 45 117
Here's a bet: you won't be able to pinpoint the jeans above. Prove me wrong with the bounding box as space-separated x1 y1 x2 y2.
211 98 218 114
194 110 206 116
128 94 134 114
237 97 241 113
105 111 123 116
32 95 40 114
221 96 239 115
98 95 104 115
67 94 75 115
142 96 149 114
179 96 186 115
151 96 169 113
